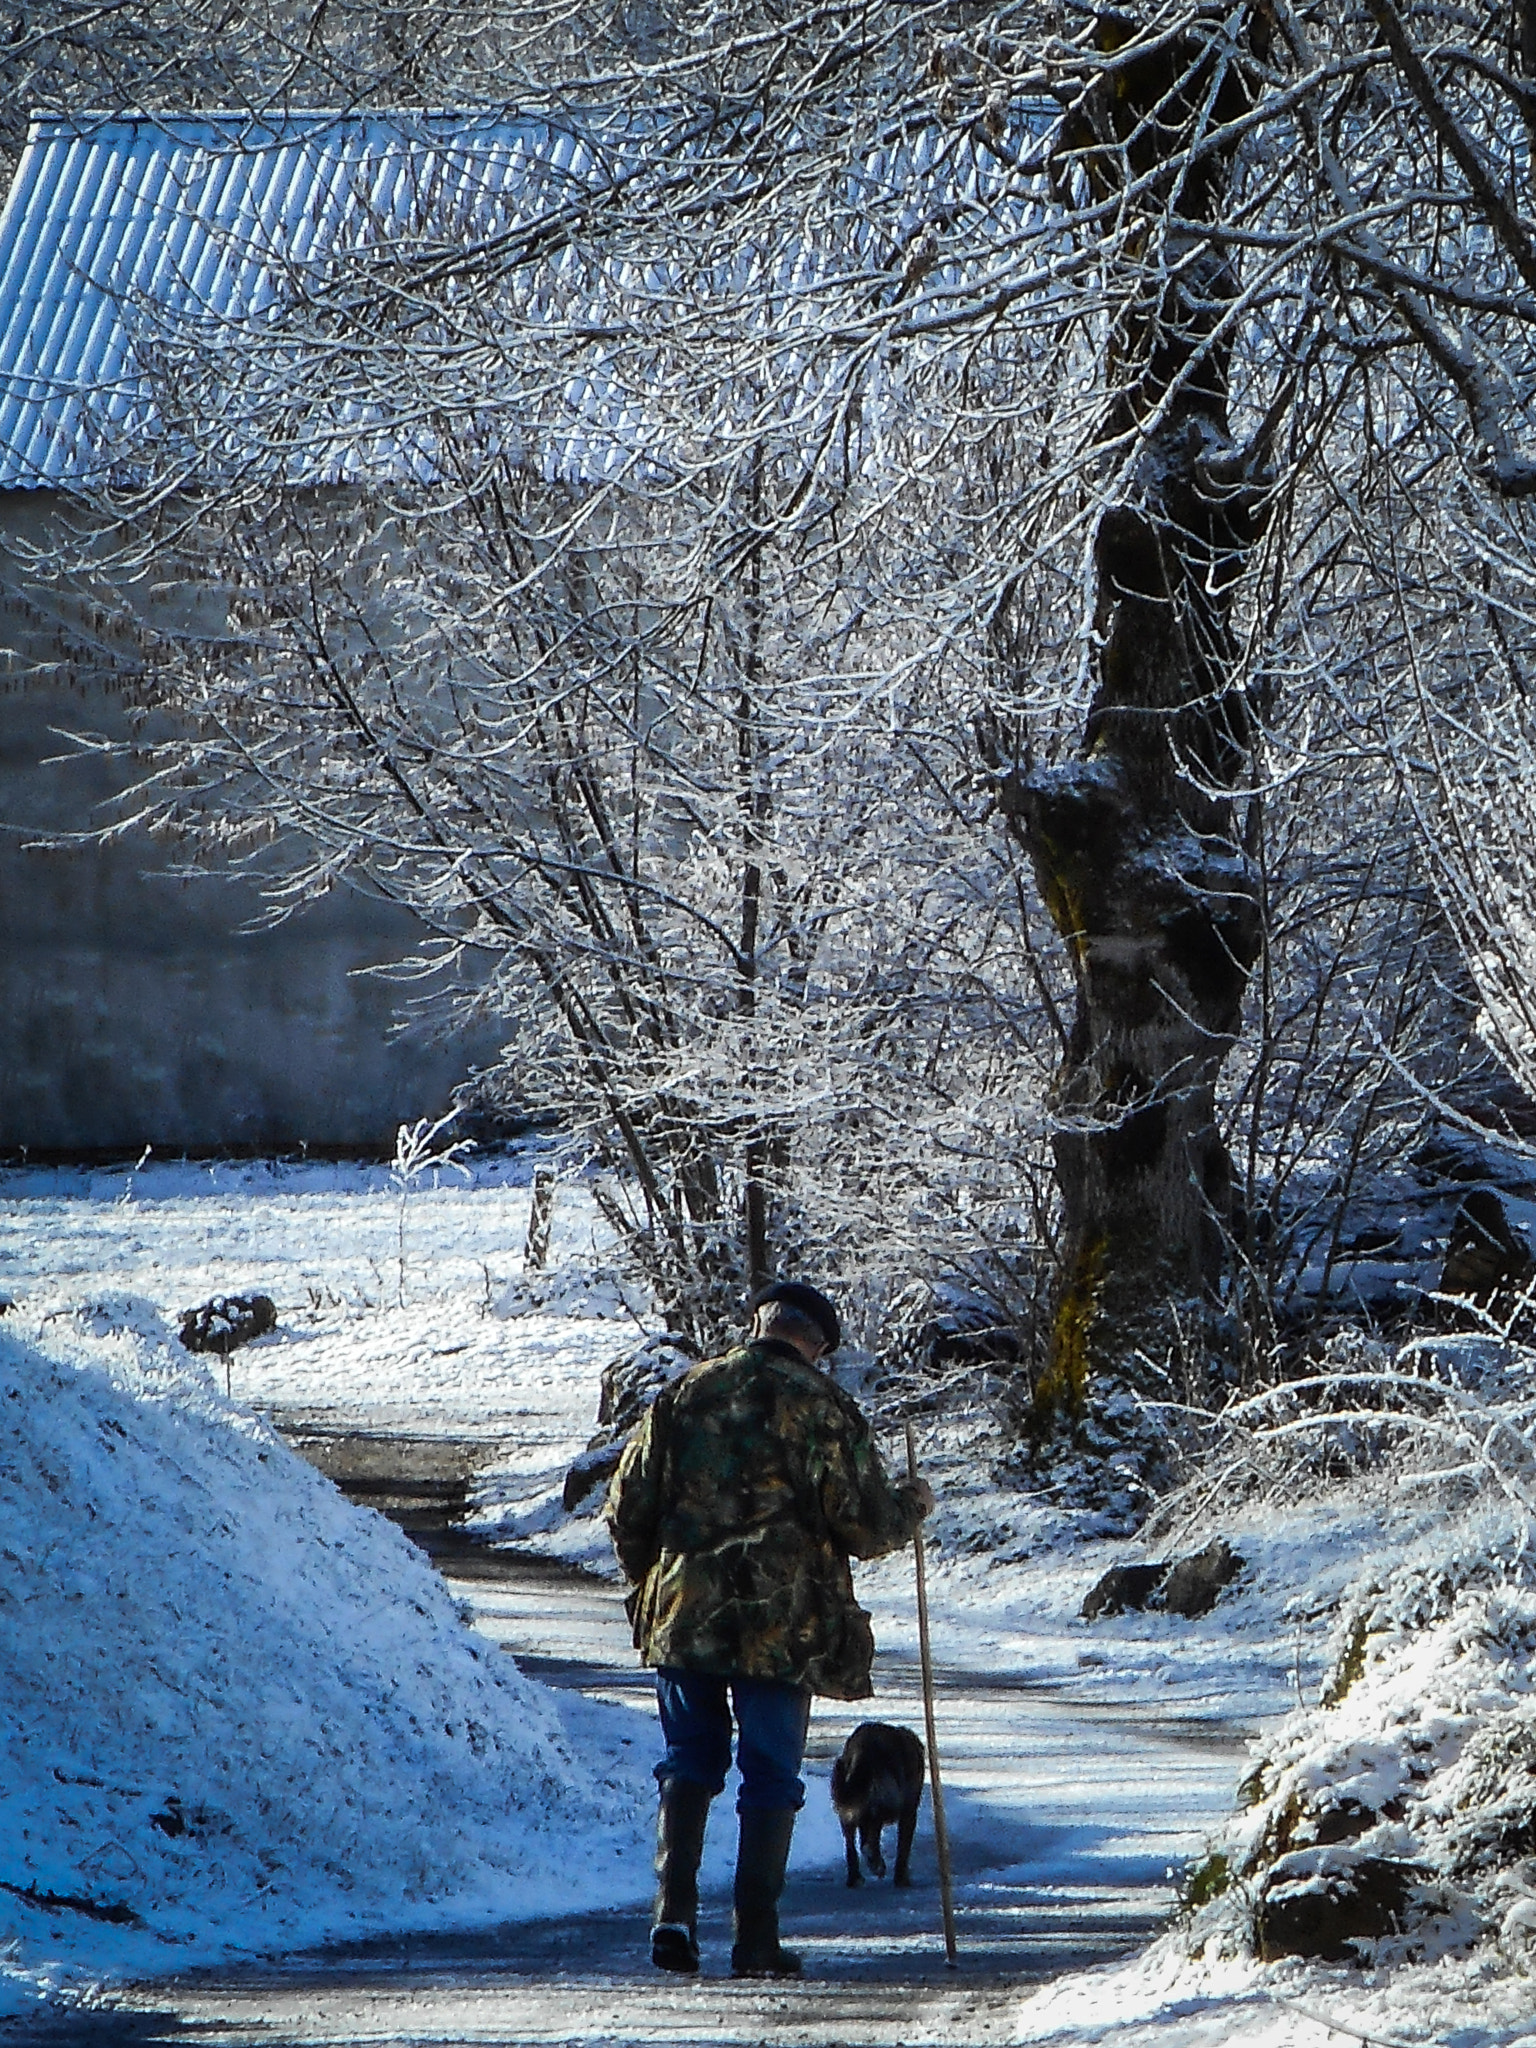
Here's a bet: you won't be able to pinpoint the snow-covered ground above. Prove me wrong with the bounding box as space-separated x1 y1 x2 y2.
0 1152 656 2021
3 1151 1535 2046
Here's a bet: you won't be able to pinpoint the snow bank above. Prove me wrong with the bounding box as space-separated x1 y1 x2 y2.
0 1298 649 2017
998 1505 1536 2048
1181 1504 1536 1963
1009 1939 1536 2048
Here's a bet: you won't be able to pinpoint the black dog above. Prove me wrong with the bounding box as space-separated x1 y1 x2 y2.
830 1722 925 1887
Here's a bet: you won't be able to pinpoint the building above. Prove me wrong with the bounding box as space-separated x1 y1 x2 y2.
0 113 562 1154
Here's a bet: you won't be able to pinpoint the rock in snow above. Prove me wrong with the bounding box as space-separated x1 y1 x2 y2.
1081 1539 1246 1621
562 1333 695 1512
177 1293 278 1356
1080 1562 1168 1620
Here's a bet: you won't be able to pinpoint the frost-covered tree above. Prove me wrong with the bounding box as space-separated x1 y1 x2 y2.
112 446 1055 1344
0 0 529 158
1386 488 1536 1127
45 0 1536 1424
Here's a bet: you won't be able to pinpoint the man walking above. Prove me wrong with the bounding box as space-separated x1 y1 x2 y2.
605 1279 934 1978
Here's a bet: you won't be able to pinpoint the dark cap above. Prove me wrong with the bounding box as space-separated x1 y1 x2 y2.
748 1280 841 1354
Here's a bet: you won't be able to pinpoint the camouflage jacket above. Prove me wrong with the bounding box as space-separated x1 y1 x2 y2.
604 1339 923 1700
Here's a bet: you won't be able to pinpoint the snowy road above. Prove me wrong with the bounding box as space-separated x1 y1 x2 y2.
9 1160 1527 2048
13 1546 1251 2047
0 1161 1271 2045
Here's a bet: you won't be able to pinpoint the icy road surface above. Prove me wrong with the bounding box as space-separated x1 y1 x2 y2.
13 1548 1250 2046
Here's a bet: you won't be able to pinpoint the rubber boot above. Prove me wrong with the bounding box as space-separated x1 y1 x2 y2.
730 1807 802 1978
651 1776 712 1973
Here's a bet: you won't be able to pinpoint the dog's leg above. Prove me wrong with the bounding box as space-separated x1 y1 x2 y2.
842 1817 863 1887
861 1821 887 1880
893 1798 919 1887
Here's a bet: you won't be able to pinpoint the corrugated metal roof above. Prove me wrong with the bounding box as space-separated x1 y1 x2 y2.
0 105 1056 493
0 111 583 488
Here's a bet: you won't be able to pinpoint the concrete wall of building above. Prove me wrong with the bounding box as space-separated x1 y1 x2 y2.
0 491 502 1156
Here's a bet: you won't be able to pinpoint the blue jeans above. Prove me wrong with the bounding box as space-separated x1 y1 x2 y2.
654 1668 812 1812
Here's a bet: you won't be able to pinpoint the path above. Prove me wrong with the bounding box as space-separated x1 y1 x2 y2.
0 1165 1272 2046
15 1506 1253 2048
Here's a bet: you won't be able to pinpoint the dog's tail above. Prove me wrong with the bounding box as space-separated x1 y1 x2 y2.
829 1755 854 1817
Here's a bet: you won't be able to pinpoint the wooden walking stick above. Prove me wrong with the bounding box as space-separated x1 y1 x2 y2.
905 1420 958 1966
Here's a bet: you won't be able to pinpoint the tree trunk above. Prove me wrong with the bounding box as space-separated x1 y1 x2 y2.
1000 17 1265 1437
736 453 772 1298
